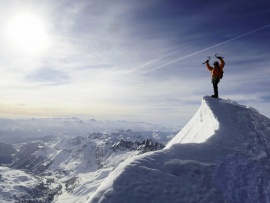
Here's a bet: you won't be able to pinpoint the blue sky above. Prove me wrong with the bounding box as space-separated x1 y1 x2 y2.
0 0 269 127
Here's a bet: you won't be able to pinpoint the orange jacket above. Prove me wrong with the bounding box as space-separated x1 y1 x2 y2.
206 58 225 79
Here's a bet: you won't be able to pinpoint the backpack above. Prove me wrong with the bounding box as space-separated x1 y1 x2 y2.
218 67 224 79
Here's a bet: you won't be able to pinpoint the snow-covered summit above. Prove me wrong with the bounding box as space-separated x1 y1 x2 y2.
88 96 270 203
166 96 261 146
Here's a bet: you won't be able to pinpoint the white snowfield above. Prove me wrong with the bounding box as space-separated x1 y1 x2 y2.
0 166 37 202
0 166 59 203
87 96 270 203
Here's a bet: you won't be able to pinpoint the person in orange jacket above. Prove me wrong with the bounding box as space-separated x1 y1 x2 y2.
205 55 225 98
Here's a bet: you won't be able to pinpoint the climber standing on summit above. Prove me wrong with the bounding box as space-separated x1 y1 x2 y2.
203 54 225 98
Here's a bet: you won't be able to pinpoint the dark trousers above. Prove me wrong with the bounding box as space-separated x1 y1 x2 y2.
212 78 220 96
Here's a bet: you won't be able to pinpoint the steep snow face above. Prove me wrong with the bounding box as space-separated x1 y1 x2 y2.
88 96 270 203
166 98 219 147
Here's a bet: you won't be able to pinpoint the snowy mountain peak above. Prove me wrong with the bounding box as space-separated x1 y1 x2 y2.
166 96 262 147
166 96 219 147
88 96 270 203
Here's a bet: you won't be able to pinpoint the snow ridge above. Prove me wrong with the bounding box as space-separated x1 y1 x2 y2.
166 97 218 147
88 96 270 203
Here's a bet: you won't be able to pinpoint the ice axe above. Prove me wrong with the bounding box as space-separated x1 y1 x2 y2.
202 56 211 64
215 53 224 59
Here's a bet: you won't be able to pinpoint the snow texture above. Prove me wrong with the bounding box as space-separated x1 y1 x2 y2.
0 166 60 202
88 96 270 203
51 131 168 203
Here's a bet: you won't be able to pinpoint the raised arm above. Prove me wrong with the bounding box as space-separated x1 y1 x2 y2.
215 54 225 69
218 57 225 69
206 61 213 71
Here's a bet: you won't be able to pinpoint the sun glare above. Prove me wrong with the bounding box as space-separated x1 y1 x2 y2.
6 13 50 54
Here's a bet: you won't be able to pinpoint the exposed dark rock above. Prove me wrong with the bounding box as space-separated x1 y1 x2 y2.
0 142 17 165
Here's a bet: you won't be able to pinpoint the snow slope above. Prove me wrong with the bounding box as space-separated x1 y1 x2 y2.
87 96 270 203
51 131 167 203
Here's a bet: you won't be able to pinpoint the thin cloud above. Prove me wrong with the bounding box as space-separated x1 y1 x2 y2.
0 0 269 127
26 68 70 85
139 24 270 75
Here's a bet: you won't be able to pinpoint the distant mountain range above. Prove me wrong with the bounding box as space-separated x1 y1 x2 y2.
0 125 176 203
0 117 178 144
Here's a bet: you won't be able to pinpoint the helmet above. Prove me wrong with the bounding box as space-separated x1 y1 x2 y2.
213 61 219 67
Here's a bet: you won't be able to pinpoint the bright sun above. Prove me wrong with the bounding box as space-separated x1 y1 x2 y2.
6 13 50 54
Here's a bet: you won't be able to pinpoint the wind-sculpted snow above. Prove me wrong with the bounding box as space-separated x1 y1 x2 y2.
88 96 270 203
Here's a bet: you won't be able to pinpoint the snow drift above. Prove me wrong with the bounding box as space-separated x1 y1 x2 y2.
87 96 270 203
